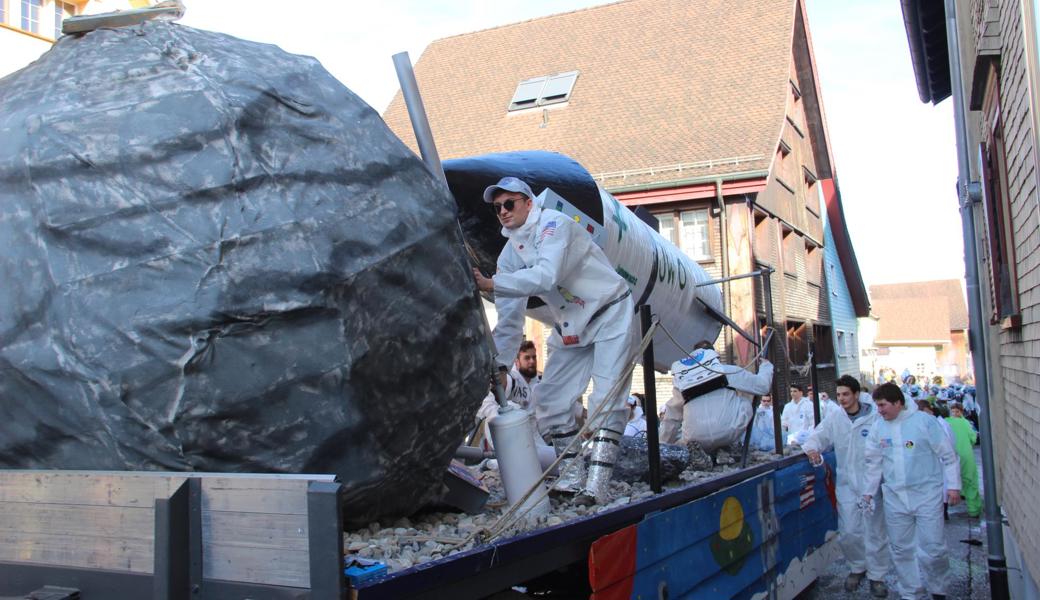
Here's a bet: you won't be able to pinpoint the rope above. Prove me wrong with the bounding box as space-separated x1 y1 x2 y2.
447 319 661 551
656 321 814 377
656 323 777 374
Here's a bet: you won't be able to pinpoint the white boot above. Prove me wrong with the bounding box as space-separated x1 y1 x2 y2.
549 427 585 495
576 428 622 505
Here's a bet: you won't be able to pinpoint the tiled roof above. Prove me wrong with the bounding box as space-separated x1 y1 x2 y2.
382 0 797 187
869 279 968 330
873 297 952 344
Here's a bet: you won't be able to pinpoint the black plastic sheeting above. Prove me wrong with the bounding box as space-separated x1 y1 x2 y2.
0 21 492 527
443 151 603 276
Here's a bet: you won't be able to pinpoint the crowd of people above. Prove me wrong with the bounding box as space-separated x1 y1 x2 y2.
468 175 982 599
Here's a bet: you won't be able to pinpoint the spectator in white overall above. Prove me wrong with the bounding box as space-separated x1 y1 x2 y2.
749 394 776 451
803 375 892 598
473 177 636 505
863 383 961 600
781 383 815 446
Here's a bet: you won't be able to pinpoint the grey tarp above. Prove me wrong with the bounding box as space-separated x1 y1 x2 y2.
0 20 492 527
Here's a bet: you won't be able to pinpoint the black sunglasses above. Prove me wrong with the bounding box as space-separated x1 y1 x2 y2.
491 199 518 213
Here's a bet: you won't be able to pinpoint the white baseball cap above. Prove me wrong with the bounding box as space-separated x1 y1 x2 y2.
482 176 536 204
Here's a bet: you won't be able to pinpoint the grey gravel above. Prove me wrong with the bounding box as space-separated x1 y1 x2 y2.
344 448 779 574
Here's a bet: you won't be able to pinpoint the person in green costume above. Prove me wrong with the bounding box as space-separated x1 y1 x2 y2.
946 403 981 517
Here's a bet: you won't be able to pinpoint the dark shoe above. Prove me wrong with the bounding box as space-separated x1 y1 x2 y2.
844 571 865 592
869 579 888 598
932 595 947 600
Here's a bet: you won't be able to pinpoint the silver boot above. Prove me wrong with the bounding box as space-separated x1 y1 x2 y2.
576 428 623 505
549 427 585 495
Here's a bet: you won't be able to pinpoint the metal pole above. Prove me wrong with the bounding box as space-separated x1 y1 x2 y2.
761 269 783 455
392 51 510 409
809 341 821 426
943 1 1009 596
742 328 774 469
640 305 662 494
695 270 770 287
392 52 446 184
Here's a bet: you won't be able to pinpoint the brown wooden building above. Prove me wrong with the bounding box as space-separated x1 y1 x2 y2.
383 0 869 405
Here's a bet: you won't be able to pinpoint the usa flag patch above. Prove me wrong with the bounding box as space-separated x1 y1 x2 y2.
799 472 816 509
539 220 558 243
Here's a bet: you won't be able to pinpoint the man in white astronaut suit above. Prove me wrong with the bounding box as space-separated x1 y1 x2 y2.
473 177 636 505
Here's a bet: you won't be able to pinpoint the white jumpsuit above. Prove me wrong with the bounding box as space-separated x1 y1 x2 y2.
802 399 892 581
660 357 773 452
780 397 816 444
864 408 961 598
492 205 636 436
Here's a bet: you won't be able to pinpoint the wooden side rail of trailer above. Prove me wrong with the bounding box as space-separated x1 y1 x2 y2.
0 471 345 600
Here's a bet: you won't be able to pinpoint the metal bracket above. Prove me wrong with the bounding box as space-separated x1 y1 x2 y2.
966 180 983 203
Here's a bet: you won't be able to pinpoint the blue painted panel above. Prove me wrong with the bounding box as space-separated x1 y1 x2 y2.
614 453 838 600
628 472 776 599
773 454 838 582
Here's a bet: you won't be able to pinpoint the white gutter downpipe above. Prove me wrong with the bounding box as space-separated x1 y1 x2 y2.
943 1 1009 597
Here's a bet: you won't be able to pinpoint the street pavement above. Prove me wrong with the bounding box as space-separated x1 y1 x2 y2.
798 447 992 600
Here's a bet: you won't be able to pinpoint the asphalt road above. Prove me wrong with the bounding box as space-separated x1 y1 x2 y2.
798 448 992 600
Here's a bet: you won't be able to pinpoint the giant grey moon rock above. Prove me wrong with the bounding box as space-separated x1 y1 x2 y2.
0 20 492 527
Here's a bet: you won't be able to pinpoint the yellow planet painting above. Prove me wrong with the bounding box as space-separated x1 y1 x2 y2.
710 496 754 575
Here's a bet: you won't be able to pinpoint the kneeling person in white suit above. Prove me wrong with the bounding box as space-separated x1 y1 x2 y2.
863 383 961 600
660 341 773 462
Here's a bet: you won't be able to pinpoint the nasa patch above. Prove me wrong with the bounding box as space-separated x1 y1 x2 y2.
680 349 707 366
860 429 869 437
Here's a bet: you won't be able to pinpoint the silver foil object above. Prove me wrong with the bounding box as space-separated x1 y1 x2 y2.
550 427 585 494
580 428 623 504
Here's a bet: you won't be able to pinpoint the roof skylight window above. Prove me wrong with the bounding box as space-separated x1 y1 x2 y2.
508 71 579 111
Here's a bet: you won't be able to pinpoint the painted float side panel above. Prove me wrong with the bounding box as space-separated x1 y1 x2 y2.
589 453 839 600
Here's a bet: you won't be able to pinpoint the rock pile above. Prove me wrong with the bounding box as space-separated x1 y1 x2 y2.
345 448 779 574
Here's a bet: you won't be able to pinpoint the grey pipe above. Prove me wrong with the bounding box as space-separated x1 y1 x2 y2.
943 1 1009 596
392 52 446 184
715 179 732 354
392 51 509 409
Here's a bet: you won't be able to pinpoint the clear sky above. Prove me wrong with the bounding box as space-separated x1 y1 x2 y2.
174 0 965 289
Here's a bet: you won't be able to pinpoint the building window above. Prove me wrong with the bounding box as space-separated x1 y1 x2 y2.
508 71 579 111
654 208 712 262
679 209 711 261
979 112 1020 325
53 0 75 39
753 212 773 266
813 324 835 365
657 212 675 243
787 321 809 367
21 0 40 33
805 242 821 285
782 228 798 276
836 330 847 358
1 0 6 24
